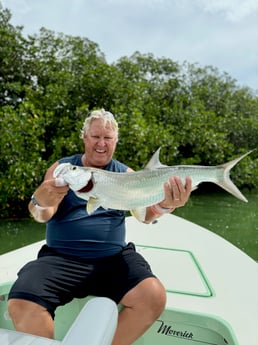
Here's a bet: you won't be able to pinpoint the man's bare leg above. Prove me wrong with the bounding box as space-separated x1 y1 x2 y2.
112 277 166 345
8 299 54 339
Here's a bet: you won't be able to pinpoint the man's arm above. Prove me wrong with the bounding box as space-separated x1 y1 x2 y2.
28 162 69 223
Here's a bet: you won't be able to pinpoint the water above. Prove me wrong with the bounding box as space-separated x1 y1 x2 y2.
174 188 258 261
0 190 257 260
0 220 45 255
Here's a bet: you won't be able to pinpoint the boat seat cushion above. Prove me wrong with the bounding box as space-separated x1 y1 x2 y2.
62 297 118 345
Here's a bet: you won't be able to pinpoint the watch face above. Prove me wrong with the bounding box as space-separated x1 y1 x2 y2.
31 195 38 206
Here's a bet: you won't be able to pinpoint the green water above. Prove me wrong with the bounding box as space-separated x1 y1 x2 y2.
174 188 258 260
0 189 257 260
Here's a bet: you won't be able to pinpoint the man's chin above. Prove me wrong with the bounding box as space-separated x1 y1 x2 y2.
93 157 110 168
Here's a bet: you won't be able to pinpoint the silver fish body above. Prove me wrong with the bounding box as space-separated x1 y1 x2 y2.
53 149 252 221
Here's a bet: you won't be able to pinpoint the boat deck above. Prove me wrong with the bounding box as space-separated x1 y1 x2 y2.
0 214 257 345
125 215 258 345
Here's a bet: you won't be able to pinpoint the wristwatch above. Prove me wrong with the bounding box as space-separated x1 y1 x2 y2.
31 194 40 206
31 194 48 211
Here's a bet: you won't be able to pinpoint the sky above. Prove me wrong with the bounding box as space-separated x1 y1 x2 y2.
2 0 258 91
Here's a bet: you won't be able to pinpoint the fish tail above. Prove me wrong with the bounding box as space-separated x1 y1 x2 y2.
216 150 254 202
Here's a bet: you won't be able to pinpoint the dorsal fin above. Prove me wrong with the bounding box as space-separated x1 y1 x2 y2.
144 148 168 170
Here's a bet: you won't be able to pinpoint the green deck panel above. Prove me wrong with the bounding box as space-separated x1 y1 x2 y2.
136 245 214 297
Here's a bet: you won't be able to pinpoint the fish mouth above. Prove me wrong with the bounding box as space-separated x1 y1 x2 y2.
77 179 94 193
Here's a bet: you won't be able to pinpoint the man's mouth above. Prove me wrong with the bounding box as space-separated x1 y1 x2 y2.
95 149 106 154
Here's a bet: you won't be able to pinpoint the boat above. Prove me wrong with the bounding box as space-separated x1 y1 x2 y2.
0 214 257 344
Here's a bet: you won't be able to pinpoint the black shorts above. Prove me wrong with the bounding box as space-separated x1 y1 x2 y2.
8 242 155 318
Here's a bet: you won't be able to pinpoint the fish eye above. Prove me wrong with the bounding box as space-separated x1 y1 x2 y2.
72 166 77 170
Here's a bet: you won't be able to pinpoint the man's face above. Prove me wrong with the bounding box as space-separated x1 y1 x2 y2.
83 118 117 168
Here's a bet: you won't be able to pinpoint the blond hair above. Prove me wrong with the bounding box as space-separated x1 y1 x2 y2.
80 108 119 141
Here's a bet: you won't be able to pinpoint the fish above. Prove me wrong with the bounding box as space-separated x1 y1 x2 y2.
53 149 253 222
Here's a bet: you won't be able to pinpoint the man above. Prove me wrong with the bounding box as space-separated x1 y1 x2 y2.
8 109 192 345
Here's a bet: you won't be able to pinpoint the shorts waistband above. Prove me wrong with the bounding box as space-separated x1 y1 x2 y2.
38 242 135 263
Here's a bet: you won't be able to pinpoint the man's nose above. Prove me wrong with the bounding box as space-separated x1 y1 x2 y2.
97 138 106 146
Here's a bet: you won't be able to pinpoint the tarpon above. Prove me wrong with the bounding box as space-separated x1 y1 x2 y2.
53 149 253 221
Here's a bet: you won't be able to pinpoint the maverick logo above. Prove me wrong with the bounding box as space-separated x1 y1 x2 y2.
156 320 194 339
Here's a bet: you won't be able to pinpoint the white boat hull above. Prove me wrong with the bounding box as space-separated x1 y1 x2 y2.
0 214 257 344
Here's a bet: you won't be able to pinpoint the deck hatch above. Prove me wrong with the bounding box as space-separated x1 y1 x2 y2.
136 245 213 297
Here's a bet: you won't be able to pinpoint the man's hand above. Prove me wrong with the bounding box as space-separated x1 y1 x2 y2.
159 176 192 209
33 178 69 208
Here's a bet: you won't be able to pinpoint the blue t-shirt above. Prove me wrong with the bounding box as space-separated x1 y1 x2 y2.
46 154 128 258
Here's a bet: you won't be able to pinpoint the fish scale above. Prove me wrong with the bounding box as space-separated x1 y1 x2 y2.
83 165 222 210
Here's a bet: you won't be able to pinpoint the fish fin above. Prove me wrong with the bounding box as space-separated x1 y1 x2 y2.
144 147 168 170
130 207 146 222
87 197 102 214
216 150 255 202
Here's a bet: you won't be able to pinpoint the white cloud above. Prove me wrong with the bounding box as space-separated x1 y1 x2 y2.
195 0 258 22
2 0 258 90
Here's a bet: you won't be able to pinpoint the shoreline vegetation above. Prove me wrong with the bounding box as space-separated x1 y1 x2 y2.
0 8 257 219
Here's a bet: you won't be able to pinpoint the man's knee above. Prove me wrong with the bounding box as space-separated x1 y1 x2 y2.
122 277 167 318
8 299 54 338
9 299 35 323
8 299 27 320
146 278 166 317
